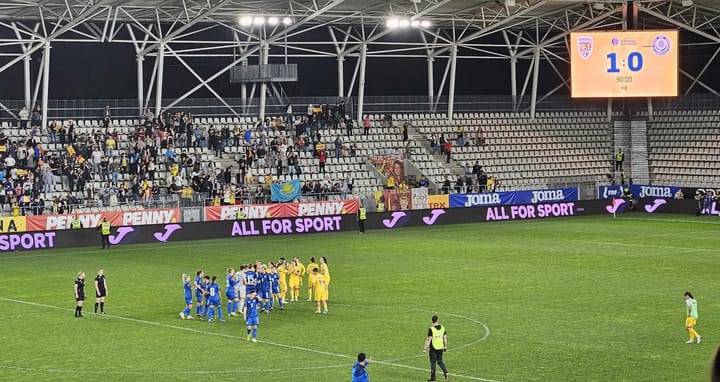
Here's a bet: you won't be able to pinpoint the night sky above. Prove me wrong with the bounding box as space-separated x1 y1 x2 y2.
0 29 718 101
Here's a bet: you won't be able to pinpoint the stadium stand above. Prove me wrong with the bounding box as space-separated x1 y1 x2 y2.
646 110 720 188
0 107 626 216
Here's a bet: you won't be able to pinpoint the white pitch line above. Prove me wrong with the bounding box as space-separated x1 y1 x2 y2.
572 240 717 253
0 363 349 375
0 296 502 382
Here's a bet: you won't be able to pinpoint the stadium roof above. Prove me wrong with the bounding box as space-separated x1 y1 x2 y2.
1 0 719 121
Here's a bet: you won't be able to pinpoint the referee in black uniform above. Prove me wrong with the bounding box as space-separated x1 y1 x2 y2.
94 268 108 315
74 271 85 318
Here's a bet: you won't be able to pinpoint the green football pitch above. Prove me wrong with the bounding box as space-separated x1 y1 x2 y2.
0 214 718 382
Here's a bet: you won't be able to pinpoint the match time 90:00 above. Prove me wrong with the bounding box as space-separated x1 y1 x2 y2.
616 76 632 83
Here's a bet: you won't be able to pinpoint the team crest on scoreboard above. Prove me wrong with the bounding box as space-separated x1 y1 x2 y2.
652 35 671 56
577 36 593 59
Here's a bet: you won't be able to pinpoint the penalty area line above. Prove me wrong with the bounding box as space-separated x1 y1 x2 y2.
0 296 502 382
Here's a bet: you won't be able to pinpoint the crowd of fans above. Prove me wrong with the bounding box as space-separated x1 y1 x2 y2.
2 102 494 214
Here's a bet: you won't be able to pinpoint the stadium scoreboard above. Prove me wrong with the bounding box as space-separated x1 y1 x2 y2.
570 30 678 98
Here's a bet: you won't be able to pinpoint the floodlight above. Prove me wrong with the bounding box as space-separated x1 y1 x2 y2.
386 18 399 29
282 17 293 25
253 16 265 25
399 19 410 28
239 16 252 26
268 17 279 25
420 20 431 28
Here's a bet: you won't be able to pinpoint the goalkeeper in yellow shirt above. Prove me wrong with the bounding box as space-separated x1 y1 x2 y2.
306 257 320 302
312 268 328 314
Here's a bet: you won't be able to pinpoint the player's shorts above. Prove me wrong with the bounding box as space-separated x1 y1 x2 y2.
208 297 221 306
314 289 327 302
185 296 193 305
246 316 259 326
271 285 280 294
195 294 204 303
288 278 300 288
258 290 270 299
279 282 287 293
685 317 697 327
236 286 246 298
226 289 238 300
96 290 107 298
76 294 85 302
245 287 256 295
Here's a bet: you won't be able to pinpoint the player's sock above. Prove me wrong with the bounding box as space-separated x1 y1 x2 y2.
227 301 232 313
75 306 79 317
278 297 284 308
323 302 328 311
218 307 223 320
247 329 251 335
252 328 257 338
94 303 98 313
208 307 214 318
78 306 83 316
196 304 201 315
183 307 191 316
689 329 698 341
268 297 274 310
234 301 239 313
100 302 104 313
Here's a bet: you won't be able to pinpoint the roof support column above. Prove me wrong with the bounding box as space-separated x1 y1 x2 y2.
427 56 434 112
356 43 367 125
40 41 50 131
23 55 31 109
259 42 269 121
137 55 144 117
155 43 165 115
530 47 540 120
510 57 517 110
337 56 345 98
447 44 457 121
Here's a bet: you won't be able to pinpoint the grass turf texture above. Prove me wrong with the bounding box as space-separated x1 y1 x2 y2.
0 214 718 382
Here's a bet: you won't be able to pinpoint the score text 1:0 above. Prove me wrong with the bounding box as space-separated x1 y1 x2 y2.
607 52 643 73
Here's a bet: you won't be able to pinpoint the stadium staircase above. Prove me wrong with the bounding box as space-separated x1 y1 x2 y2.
613 120 632 180
629 121 650 184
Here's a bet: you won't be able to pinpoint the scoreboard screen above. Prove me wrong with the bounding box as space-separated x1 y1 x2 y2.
570 30 678 98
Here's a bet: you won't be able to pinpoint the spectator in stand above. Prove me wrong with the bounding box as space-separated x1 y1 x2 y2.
472 162 481 177
442 175 451 194
165 144 176 165
363 116 371 136
42 167 54 194
478 170 487 192
487 176 495 192
455 177 464 194
383 113 393 128
318 150 327 174
456 125 465 147
307 104 314 119
418 175 429 188
345 117 353 137
439 134 446 155
334 137 342 159
102 105 111 130
91 147 103 177
105 134 116 157
30 106 42 131
476 128 485 147
18 106 29 129
107 157 119 184
444 141 452 164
